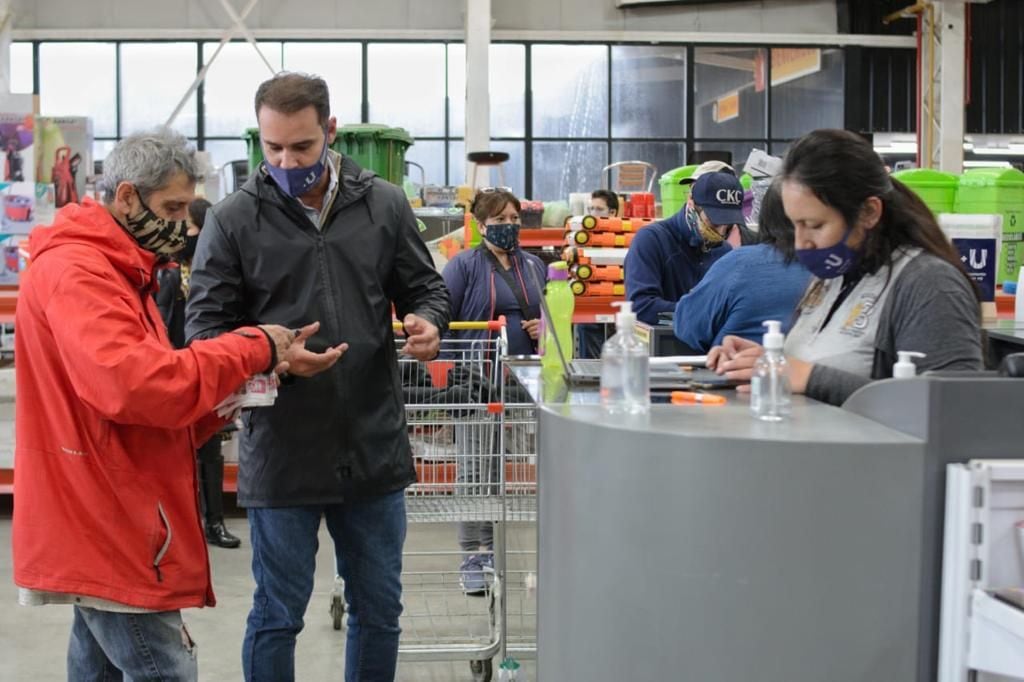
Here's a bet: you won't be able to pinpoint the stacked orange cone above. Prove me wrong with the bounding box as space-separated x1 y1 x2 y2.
562 216 654 298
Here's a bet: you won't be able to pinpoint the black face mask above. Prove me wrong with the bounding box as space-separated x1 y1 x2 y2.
122 189 189 257
180 233 200 261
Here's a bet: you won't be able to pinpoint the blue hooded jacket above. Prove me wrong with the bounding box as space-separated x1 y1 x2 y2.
673 243 811 352
624 210 732 325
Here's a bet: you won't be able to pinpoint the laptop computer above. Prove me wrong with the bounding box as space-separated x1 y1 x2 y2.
525 263 738 390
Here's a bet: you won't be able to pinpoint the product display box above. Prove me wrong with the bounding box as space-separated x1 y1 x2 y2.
0 113 35 186
0 235 27 285
34 116 93 210
0 182 55 235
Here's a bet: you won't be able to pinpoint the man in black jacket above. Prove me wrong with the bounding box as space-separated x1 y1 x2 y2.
186 73 449 682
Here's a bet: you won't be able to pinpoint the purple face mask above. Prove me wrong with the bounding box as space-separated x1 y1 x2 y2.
265 132 329 197
795 227 860 279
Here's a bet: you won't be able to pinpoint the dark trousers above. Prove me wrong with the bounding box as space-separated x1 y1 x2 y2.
196 436 224 526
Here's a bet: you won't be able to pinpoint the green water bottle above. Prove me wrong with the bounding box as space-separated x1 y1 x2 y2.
540 261 574 372
497 657 526 681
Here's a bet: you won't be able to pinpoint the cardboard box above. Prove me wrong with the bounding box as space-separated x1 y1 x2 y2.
0 182 55 235
0 236 23 285
939 213 1002 320
34 117 93 209
0 113 35 185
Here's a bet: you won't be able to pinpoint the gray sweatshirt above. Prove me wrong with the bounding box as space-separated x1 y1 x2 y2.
805 253 983 406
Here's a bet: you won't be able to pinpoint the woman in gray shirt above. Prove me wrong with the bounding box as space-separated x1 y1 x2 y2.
708 129 983 406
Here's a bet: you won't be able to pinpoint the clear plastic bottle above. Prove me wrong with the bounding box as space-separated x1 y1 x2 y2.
600 301 650 414
750 320 791 422
540 262 575 373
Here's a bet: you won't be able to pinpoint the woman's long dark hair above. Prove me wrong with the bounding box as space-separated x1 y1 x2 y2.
756 178 794 260
779 129 975 296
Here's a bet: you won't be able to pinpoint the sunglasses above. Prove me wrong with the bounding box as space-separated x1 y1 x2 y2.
478 186 513 194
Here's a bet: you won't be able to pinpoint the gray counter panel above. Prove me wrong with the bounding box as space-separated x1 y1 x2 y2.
844 377 1024 682
538 401 926 682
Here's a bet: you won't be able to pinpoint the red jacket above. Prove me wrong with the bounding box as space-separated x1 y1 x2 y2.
13 198 271 611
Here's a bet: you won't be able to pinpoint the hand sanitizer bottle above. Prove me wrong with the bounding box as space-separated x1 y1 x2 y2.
600 301 650 414
750 320 791 422
893 351 926 378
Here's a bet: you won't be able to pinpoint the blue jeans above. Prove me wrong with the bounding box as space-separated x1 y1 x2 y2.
242 491 407 682
68 606 197 681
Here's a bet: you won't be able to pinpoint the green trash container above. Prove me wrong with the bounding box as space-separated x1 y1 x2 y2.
892 168 959 216
659 166 752 219
658 165 699 218
335 124 414 186
243 124 415 187
244 128 263 173
955 167 1024 284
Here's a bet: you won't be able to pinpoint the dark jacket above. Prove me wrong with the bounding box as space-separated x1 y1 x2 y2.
442 246 547 356
185 154 450 506
624 211 731 325
155 265 186 349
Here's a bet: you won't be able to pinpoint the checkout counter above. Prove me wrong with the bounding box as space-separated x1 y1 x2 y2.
508 361 1024 682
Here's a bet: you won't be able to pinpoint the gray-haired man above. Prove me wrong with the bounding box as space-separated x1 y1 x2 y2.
12 127 337 680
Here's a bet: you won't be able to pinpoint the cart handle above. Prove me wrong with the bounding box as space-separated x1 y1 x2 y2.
392 315 507 334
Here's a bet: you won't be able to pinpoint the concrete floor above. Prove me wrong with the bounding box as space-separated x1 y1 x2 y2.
0 511 537 681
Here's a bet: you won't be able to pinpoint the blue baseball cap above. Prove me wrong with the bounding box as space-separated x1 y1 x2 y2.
691 171 746 226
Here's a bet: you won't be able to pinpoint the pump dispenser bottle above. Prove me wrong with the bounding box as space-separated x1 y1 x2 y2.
600 301 650 414
893 351 926 378
750 320 791 422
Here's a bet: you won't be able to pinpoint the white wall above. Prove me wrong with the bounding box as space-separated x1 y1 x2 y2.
10 0 837 35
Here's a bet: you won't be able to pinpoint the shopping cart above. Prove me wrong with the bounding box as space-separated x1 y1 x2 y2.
496 382 538 670
328 318 538 681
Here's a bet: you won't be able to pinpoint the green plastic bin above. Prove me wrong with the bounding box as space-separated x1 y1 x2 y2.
335 124 414 186
955 167 1024 284
243 124 415 187
892 168 959 216
658 166 753 219
658 165 699 218
243 128 263 173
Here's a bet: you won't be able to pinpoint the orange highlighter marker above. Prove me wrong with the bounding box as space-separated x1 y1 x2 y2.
671 391 727 406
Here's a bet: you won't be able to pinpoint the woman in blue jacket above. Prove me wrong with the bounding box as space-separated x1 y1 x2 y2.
442 189 546 594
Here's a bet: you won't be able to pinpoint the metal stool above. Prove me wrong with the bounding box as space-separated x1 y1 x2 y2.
601 160 658 194
467 150 509 189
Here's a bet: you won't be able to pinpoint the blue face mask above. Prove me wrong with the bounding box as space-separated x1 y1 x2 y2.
265 133 329 197
483 223 520 251
796 227 860 279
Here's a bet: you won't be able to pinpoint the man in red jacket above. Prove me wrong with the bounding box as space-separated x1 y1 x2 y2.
12 127 343 681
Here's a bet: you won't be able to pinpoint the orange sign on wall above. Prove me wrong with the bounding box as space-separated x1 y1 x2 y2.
713 92 740 123
754 48 822 92
771 48 822 86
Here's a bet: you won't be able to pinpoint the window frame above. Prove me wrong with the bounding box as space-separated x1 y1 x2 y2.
17 38 847 200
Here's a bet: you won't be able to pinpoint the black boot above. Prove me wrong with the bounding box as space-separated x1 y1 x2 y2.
197 437 238 547
205 521 241 549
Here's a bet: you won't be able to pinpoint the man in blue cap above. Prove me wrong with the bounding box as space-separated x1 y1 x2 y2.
624 170 746 326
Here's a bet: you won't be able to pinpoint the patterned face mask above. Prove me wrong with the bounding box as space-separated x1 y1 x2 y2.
123 189 189 257
685 201 726 249
483 222 521 251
